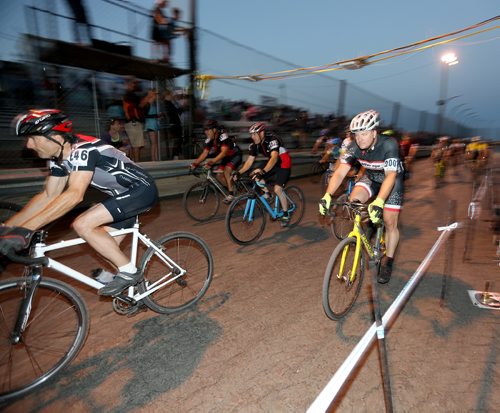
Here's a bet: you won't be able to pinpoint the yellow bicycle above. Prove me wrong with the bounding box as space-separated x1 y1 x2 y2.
322 201 385 320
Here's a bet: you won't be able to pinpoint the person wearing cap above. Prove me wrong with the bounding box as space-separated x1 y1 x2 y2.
2 109 159 297
190 119 242 202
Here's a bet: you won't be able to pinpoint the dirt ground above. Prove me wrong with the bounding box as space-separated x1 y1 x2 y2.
2 156 499 413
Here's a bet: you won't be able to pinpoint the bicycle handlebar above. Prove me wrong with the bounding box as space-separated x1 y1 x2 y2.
4 250 48 266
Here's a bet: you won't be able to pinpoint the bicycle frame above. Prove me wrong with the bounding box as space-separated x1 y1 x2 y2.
243 182 296 221
31 220 186 302
339 212 384 283
205 169 231 197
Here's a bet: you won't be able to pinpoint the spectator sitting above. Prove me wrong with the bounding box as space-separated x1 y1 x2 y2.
101 119 131 157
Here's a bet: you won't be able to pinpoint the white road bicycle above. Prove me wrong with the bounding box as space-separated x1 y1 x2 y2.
0 218 213 404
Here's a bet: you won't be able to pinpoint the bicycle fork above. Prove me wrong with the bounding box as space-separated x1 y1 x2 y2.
10 268 42 344
244 198 257 222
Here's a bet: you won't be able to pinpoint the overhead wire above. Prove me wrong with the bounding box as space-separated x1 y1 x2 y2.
195 15 500 94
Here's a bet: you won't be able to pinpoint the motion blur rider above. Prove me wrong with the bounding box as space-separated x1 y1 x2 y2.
190 119 242 202
319 110 404 284
233 122 292 225
0 109 159 296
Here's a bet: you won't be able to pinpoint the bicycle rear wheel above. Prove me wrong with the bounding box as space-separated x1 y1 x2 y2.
225 194 266 245
284 185 305 227
322 237 365 320
183 181 220 222
0 278 89 403
330 194 352 240
139 232 213 314
0 201 22 224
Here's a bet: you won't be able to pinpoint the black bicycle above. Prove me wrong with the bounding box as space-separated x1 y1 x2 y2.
183 166 252 222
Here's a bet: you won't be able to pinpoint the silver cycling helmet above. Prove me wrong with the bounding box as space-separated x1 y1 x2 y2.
349 110 380 133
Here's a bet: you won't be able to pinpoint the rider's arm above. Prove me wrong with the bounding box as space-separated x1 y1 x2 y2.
192 148 209 167
208 145 229 165
325 163 350 195
15 171 94 231
5 174 68 227
311 138 323 154
262 151 279 173
238 155 256 175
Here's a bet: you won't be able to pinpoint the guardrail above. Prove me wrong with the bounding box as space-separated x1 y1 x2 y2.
0 145 433 206
0 151 318 205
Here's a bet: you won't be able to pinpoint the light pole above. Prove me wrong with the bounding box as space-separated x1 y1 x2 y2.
437 52 458 135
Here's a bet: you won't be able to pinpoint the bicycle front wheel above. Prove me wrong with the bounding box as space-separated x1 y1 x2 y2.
285 185 305 227
322 237 365 320
310 162 326 183
225 194 266 245
0 278 89 403
330 194 352 240
139 232 213 314
183 181 220 222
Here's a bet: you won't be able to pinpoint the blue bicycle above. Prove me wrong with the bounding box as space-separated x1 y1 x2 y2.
225 181 305 245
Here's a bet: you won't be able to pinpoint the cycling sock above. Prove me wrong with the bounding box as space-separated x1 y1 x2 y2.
119 262 138 274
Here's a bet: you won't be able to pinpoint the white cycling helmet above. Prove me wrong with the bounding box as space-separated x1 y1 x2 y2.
349 110 380 133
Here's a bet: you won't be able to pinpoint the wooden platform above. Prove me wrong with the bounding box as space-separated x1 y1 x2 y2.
27 34 190 80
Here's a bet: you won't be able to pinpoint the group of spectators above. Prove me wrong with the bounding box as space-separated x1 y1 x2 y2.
103 77 185 163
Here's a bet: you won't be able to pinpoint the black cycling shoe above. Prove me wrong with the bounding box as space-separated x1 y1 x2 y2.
98 270 143 297
377 256 393 284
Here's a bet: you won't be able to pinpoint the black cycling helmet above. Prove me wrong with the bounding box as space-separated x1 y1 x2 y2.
203 119 219 130
15 109 73 137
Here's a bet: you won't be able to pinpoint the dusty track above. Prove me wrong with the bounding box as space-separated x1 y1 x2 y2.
3 157 499 412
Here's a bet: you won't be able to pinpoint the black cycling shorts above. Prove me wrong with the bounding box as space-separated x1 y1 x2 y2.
263 167 291 187
102 181 159 229
354 175 404 212
219 151 243 170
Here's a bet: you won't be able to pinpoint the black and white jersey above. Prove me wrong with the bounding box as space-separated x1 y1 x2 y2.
341 135 403 183
49 134 154 196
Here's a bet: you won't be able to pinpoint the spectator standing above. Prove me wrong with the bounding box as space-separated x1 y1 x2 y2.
151 0 172 63
140 89 161 162
122 77 144 162
168 7 187 59
65 0 93 44
163 89 183 159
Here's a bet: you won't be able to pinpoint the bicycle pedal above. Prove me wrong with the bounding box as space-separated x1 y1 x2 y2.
114 294 137 306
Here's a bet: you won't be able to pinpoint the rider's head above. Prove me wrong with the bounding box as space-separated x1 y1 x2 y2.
203 119 219 139
249 122 266 143
15 109 74 159
349 109 380 150
319 128 330 138
331 137 341 146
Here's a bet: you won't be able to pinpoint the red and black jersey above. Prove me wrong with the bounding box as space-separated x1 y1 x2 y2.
248 132 291 169
204 128 241 157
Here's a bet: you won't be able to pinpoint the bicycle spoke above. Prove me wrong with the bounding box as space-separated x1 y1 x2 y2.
323 237 364 320
139 232 213 314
